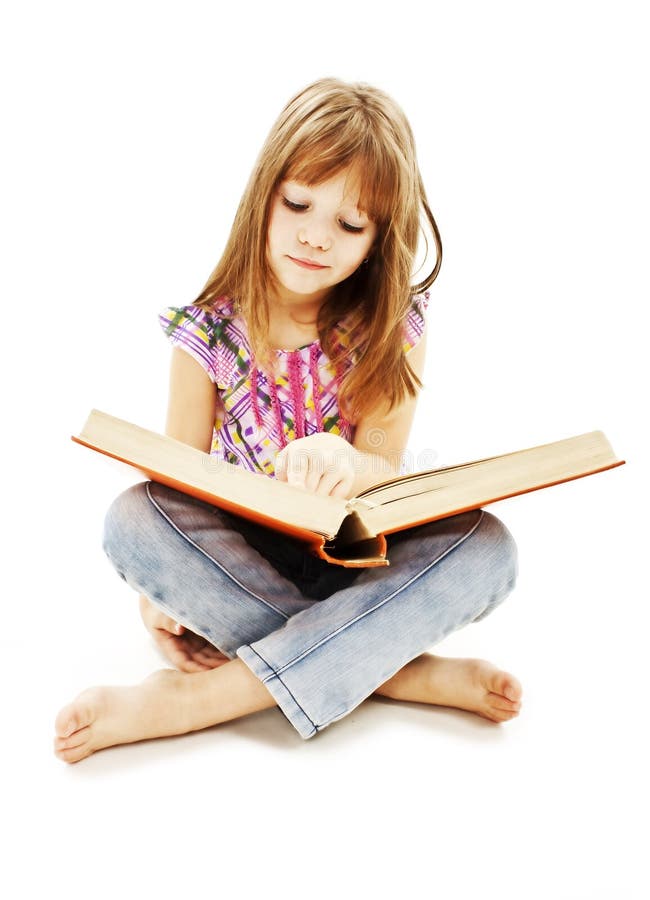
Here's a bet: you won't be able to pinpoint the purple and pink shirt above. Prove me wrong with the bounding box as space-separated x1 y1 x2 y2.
159 293 429 478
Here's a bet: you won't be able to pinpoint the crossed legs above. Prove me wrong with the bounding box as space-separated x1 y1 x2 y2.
54 484 522 762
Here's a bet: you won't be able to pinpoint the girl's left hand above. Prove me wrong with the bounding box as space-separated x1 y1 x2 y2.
275 433 360 498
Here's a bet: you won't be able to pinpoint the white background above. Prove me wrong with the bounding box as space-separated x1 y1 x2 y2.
1 1 648 898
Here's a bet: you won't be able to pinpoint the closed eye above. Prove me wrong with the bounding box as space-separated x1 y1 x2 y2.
281 195 366 234
282 196 308 212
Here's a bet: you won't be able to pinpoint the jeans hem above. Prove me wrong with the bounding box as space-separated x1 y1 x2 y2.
236 645 318 740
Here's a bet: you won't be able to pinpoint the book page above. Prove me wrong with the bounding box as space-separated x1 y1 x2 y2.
355 432 622 534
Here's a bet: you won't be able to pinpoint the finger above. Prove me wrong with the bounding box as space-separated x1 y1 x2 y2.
275 449 288 481
177 658 212 672
150 605 185 635
329 474 355 498
316 466 354 497
192 654 227 670
205 646 230 660
164 641 210 673
304 460 326 494
193 646 227 665
175 634 225 669
287 450 310 490
180 632 205 651
154 630 203 671
153 630 186 663
315 469 346 497
331 479 350 498
173 657 210 673
186 637 221 658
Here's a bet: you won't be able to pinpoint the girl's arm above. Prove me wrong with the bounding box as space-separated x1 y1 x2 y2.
165 348 218 453
350 327 428 496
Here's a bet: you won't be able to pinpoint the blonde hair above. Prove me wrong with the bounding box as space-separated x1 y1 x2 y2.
193 77 442 423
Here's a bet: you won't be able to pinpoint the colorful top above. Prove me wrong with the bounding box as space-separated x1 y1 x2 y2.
159 292 429 478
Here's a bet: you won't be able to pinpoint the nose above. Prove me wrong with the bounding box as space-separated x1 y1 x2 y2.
298 217 332 252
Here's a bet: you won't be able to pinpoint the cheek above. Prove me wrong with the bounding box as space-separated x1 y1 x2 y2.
351 226 376 262
266 204 288 247
266 210 278 248
343 238 373 271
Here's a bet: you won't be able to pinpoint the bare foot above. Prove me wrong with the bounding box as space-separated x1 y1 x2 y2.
54 660 276 764
54 669 193 764
376 654 523 723
139 594 230 672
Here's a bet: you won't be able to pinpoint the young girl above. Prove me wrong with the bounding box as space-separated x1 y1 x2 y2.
54 78 521 763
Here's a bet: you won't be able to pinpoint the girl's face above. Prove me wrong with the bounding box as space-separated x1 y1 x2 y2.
266 170 377 308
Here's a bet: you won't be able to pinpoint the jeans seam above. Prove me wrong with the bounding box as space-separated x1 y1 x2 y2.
246 645 317 735
272 509 485 677
144 482 291 621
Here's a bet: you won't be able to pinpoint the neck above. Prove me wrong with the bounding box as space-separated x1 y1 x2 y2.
269 284 330 323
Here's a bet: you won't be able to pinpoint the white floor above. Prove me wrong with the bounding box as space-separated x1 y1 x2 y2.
5 450 647 900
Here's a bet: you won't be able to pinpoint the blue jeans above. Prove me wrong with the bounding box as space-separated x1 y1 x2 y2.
102 481 518 739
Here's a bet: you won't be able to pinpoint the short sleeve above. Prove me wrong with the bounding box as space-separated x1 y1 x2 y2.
402 290 430 354
158 304 224 384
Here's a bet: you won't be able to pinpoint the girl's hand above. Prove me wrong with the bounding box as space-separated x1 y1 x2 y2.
275 433 360 498
138 595 230 673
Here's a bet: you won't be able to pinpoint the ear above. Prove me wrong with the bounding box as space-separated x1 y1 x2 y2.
363 243 377 264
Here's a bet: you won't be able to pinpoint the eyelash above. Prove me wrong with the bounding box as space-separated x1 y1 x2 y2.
281 196 365 234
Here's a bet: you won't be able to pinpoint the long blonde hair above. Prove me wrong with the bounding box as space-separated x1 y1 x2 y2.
193 77 442 423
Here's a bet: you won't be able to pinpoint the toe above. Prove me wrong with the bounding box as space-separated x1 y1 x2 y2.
494 706 521 722
53 722 95 763
486 691 522 712
489 669 523 703
55 703 88 739
54 690 99 739
482 705 520 724
55 742 93 764
54 725 91 752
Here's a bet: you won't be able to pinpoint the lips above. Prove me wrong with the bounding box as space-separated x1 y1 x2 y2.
288 256 327 270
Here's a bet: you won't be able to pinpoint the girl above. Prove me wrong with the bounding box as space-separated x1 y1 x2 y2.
54 78 521 763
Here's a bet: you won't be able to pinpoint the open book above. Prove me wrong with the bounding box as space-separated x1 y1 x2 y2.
73 410 624 568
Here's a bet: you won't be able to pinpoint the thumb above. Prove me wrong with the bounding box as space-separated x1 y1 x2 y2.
157 613 184 635
275 448 287 481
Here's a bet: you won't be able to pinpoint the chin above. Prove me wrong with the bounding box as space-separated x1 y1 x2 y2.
274 270 332 298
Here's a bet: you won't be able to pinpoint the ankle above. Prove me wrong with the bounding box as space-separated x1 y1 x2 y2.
375 656 427 700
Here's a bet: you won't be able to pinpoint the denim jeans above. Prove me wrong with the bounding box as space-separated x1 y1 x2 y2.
102 481 518 739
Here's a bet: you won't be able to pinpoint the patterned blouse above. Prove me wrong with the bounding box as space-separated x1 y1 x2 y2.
159 292 429 478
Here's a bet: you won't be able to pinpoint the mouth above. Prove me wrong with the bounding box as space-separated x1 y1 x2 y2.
288 256 328 270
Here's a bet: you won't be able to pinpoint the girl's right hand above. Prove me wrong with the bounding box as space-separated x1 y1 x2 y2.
138 595 231 673
275 432 359 497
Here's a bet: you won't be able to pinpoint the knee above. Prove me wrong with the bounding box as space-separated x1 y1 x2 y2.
471 511 518 619
479 511 518 583
102 481 155 577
